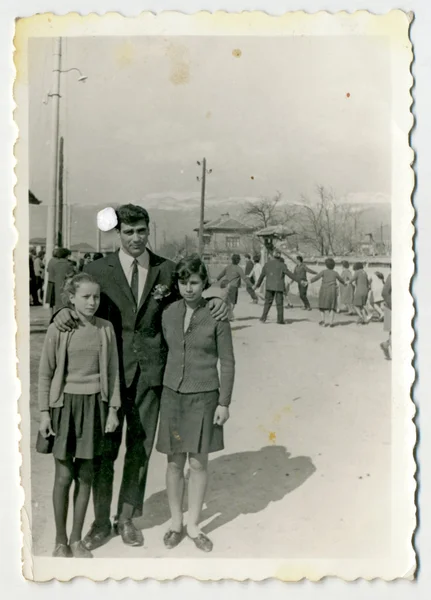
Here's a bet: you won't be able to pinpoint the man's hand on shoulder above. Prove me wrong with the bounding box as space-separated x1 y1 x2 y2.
208 297 229 321
53 307 80 332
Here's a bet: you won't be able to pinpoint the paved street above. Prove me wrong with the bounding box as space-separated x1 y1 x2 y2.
29 288 391 559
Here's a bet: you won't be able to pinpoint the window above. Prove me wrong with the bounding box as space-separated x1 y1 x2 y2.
226 236 240 249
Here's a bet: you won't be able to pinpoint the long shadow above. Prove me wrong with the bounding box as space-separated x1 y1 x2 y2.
137 445 316 534
284 318 310 324
332 320 359 327
234 316 261 322
231 325 251 332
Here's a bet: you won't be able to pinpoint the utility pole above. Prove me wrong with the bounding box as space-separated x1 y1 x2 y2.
67 205 73 249
57 136 64 247
153 222 157 252
196 158 212 256
44 37 62 303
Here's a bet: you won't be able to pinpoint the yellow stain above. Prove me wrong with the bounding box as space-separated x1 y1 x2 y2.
268 431 276 444
232 48 242 58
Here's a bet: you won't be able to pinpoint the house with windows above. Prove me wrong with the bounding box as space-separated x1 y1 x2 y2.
193 213 256 261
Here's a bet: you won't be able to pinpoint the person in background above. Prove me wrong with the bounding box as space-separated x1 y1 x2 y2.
254 248 296 325
279 257 293 308
29 248 41 306
351 262 371 325
380 271 392 360
51 249 76 313
33 250 45 304
368 271 385 322
248 254 264 301
286 254 316 311
309 258 345 327
38 272 121 558
244 253 258 304
156 256 234 553
45 248 60 314
216 254 248 320
339 260 354 315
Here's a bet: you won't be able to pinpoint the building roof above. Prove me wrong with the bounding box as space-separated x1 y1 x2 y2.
256 225 295 238
194 213 255 233
70 242 96 252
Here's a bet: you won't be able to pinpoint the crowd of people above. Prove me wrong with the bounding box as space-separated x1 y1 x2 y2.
212 250 392 358
29 247 106 313
34 203 392 560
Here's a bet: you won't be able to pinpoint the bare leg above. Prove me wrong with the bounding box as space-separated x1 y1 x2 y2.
70 459 94 544
329 310 335 325
187 453 209 537
166 453 187 532
353 306 363 323
53 458 74 546
319 310 325 325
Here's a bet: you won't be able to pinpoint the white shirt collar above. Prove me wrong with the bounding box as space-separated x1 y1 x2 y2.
119 248 149 269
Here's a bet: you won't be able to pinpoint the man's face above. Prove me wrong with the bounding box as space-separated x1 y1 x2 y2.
118 219 150 257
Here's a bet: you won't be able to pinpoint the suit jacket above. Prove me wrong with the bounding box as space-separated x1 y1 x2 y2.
256 259 296 292
84 249 179 388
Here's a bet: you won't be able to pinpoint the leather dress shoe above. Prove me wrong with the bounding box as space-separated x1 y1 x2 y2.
118 519 144 547
82 522 112 551
163 527 184 550
52 543 72 558
187 530 213 553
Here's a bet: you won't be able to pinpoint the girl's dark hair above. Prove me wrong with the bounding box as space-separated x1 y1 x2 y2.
93 252 104 261
341 260 350 268
231 254 241 265
174 254 210 290
61 272 100 307
253 254 261 263
115 204 150 230
325 258 335 270
375 271 385 281
353 262 364 271
296 255 304 263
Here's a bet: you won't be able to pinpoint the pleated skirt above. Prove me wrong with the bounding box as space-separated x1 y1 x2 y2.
51 393 107 461
156 387 224 455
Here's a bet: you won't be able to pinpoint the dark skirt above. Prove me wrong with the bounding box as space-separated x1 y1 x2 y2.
354 290 368 308
318 286 337 310
51 393 107 461
340 283 354 305
156 387 224 455
227 285 239 306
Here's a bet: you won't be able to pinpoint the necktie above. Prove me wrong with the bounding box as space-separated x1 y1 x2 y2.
131 259 139 305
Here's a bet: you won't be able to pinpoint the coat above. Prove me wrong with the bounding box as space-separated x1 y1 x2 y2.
38 317 121 411
256 258 296 292
162 298 235 406
84 249 179 388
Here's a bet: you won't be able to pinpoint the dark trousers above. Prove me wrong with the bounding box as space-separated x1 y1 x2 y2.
246 279 258 301
299 282 311 309
92 368 161 529
261 290 284 323
30 277 40 305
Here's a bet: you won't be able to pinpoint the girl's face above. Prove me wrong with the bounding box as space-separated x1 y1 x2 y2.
178 273 205 304
70 282 100 318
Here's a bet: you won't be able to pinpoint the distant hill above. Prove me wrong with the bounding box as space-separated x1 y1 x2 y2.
30 199 391 250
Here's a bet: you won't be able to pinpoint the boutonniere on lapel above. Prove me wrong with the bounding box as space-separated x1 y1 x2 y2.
152 284 171 301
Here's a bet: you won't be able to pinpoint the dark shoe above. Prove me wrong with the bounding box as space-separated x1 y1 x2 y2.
82 522 112 551
52 543 72 558
259 318 266 323
380 342 391 360
187 530 213 553
118 519 144 547
70 541 93 558
163 527 185 550
277 321 286 325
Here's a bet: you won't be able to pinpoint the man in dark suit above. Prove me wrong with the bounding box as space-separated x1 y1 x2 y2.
254 249 296 324
53 204 227 549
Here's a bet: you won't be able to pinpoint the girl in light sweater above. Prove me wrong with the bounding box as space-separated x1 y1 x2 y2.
38 273 121 559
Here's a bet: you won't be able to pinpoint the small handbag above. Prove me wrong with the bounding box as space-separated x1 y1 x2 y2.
36 431 54 454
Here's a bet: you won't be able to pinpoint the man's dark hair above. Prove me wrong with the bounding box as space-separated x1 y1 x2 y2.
231 254 241 265
244 253 251 260
57 248 71 259
296 255 303 263
253 254 260 263
115 204 150 230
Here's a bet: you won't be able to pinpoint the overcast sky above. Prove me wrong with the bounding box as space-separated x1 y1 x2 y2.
29 34 391 218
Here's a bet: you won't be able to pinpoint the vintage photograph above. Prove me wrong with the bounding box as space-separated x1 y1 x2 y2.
15 11 415 581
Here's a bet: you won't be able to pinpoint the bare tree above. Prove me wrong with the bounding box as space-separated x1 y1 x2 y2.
243 190 283 228
298 185 364 256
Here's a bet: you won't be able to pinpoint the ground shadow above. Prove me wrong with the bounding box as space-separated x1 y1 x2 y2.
284 318 310 324
137 445 316 534
234 316 261 322
231 325 251 332
331 320 359 327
